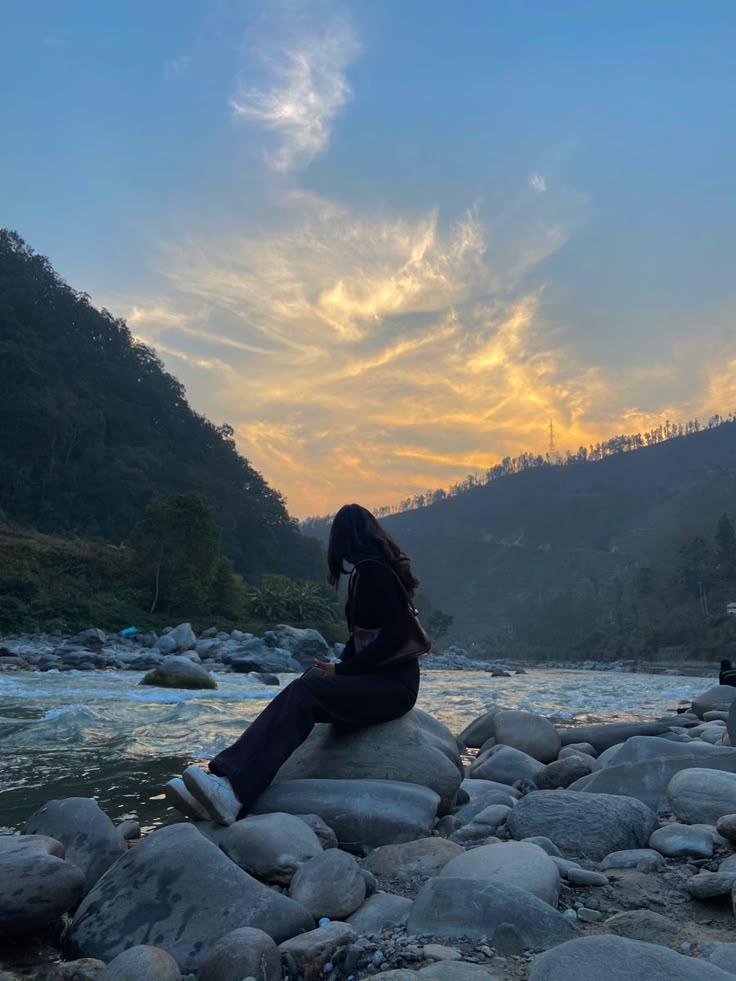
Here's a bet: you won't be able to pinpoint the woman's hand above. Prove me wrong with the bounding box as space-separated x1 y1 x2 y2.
315 660 336 676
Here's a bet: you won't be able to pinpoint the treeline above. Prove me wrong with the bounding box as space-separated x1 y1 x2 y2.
303 414 736 531
0 231 321 583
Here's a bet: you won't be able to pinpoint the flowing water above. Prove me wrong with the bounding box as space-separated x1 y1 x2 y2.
0 668 705 833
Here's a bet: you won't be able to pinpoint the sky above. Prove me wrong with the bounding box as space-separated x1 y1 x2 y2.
2 0 735 518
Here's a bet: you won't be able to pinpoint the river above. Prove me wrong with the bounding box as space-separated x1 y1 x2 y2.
0 667 706 834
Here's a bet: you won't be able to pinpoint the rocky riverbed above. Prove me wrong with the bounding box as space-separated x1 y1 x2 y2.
5 667 736 979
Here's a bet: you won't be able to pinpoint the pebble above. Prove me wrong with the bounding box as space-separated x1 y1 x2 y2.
423 944 463 961
577 908 604 923
562 909 578 922
372 951 385 967
567 868 609 887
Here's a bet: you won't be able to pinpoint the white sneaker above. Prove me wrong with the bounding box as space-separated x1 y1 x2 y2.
164 777 211 822
182 765 241 826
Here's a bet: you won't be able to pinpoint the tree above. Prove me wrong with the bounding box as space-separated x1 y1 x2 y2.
426 609 454 640
130 493 221 613
714 514 736 581
677 535 711 598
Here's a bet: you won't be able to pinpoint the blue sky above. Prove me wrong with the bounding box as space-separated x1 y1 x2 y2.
2 0 735 516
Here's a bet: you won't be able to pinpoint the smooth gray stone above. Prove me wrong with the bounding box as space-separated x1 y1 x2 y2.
419 963 498 980
139 655 216 690
709 943 736 974
219 812 323 885
196 927 281 981
558 722 670 752
454 791 517 824
24 797 127 894
559 743 598 759
346 893 413 933
729 700 736 752
267 625 330 666
0 849 85 933
668 769 736 824
566 868 608 886
439 841 559 906
567 739 736 811
469 746 544 785
407 878 578 947
363 838 463 879
522 836 562 857
279 922 356 974
692 686 736 719
288 849 366 919
529 936 733 980
600 848 664 870
458 705 505 748
251 779 440 851
98 945 181 980
275 709 462 815
507 791 657 861
0 833 65 858
65 824 314 972
650 823 718 858
536 756 596 790
601 909 680 945
492 710 561 764
460 778 521 799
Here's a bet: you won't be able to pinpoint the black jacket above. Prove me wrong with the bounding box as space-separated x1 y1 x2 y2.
335 561 408 676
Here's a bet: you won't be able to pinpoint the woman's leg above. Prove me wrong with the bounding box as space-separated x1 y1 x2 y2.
209 667 417 814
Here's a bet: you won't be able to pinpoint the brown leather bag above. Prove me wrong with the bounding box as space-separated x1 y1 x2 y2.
349 559 431 666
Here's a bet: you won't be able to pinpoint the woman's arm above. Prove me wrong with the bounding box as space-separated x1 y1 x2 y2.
335 562 406 675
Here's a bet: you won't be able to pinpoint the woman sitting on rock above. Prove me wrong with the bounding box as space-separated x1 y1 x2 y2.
166 503 428 824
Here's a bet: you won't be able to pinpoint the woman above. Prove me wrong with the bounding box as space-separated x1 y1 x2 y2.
166 503 425 825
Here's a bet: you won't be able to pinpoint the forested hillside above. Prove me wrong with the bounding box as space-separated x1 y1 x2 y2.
307 421 736 662
0 231 321 582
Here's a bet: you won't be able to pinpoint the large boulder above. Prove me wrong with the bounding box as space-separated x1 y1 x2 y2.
223 640 302 674
363 838 463 879
528 936 733 981
439 841 559 905
507 791 658 861
469 746 544 785
458 705 505 748
24 798 127 894
570 738 736 810
492 711 561 763
558 722 670 752
288 849 366 919
65 824 314 972
139 656 216 691
251 779 439 851
407 879 578 948
274 709 462 814
219 812 323 884
0 836 85 934
98 945 181 980
196 927 281 981
667 768 736 824
267 626 330 666
692 686 736 719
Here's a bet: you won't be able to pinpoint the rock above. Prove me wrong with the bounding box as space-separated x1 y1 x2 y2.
267 625 330 666
529 935 734 980
709 944 736 974
139 655 216 690
558 722 670 752
449 805 512 844
492 711 561 763
274 709 462 815
602 909 679 945
248 672 280 686
507 790 658 861
650 822 718 858
251 779 440 851
570 738 736 811
53 959 107 980
460 778 520 800
115 820 140 841
346 893 413 933
566 868 608 886
0 832 65 858
469 746 544 785
419 965 498 980
219 812 323 884
278 922 355 974
77 628 106 648
577 908 603 923
365 973 418 981
24 798 127 894
224 641 302 674
98 945 181 980
687 871 736 899
0 845 85 933
288 849 366 919
169 622 196 651
693 686 736 719
668 768 736 824
196 927 281 981
296 813 338 850
157 635 178 655
195 639 219 659
458 705 505 748
439 841 559 905
66 824 314 972
454 792 517 824
408 878 578 947
550 856 582 877
559 743 597 759
536 756 597 790
717 813 736 842
600 849 664 870
522 836 561 856
363 837 463 879
423 944 462 961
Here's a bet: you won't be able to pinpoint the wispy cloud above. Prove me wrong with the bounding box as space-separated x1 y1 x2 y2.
530 173 547 193
230 22 359 172
164 55 191 82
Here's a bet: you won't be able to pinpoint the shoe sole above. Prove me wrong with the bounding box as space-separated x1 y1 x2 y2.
164 778 210 822
182 766 238 825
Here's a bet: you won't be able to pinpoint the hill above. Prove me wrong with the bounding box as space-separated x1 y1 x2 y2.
308 421 736 662
0 231 321 583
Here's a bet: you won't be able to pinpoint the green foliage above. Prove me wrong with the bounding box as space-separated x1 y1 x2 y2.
0 230 322 583
426 609 454 640
249 574 339 625
714 513 736 580
130 493 221 613
209 557 248 620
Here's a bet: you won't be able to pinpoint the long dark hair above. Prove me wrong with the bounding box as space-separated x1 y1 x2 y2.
327 503 420 596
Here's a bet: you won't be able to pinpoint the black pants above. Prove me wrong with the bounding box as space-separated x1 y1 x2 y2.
209 660 420 814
